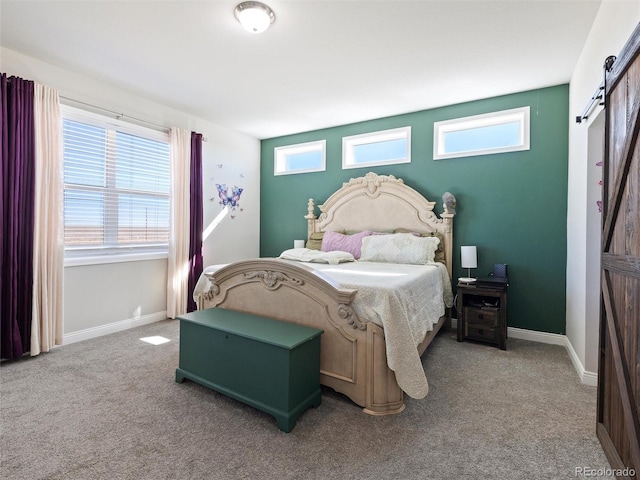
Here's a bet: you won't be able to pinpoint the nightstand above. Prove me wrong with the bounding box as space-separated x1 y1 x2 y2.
456 283 508 350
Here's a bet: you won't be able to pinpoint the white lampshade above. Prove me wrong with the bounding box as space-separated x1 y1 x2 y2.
234 2 275 34
461 246 478 269
459 245 478 283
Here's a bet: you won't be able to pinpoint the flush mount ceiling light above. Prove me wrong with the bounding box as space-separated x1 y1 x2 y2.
234 1 275 34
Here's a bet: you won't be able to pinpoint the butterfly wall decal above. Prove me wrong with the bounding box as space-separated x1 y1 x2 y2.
215 184 244 210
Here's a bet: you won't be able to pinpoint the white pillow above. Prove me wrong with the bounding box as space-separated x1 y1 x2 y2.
279 248 355 265
359 233 440 264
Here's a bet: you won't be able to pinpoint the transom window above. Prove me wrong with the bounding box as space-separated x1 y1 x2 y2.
61 106 170 260
433 106 530 160
274 140 326 175
342 126 411 169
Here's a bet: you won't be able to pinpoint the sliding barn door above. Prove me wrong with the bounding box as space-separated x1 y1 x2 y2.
598 22 640 479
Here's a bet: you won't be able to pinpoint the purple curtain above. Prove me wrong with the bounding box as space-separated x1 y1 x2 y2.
186 132 203 313
1 74 35 359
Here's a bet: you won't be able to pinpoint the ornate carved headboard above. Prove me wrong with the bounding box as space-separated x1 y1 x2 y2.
304 172 455 278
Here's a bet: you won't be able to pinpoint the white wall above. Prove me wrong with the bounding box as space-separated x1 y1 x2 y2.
566 3 639 380
1 48 261 340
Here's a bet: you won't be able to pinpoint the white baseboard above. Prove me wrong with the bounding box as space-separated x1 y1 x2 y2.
63 311 168 345
563 335 599 387
507 326 566 345
451 319 598 386
581 370 598 387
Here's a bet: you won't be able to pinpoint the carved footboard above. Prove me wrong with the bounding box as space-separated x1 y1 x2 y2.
196 259 406 415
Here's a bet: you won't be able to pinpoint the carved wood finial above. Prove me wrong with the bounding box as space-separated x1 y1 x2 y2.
304 198 316 219
305 198 317 238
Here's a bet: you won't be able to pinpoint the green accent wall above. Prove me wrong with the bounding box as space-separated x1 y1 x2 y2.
260 85 569 334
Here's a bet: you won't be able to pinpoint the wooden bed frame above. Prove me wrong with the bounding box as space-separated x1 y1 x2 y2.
196 172 455 415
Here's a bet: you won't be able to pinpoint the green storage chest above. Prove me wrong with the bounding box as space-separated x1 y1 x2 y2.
176 308 323 432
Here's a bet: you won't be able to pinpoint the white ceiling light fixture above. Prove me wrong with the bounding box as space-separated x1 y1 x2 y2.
234 1 275 34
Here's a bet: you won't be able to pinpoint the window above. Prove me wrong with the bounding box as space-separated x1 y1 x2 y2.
342 126 411 169
433 106 530 160
62 107 170 261
274 140 326 175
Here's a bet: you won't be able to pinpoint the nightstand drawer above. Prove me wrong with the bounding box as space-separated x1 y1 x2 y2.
465 324 498 343
464 307 499 327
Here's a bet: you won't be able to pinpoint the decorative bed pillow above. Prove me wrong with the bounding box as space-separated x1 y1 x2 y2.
305 232 325 251
279 248 355 265
394 228 446 264
321 230 373 259
360 233 440 264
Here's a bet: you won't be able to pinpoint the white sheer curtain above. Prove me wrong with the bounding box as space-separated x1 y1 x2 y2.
31 83 64 355
167 127 191 319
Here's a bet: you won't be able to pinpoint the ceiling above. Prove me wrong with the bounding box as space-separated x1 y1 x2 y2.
1 0 603 139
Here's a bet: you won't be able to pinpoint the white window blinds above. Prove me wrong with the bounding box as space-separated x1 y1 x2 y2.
61 107 170 258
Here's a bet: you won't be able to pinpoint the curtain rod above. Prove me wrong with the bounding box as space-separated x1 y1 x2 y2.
59 95 207 141
60 95 169 131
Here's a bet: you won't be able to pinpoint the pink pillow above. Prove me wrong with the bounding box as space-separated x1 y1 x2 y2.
321 230 373 259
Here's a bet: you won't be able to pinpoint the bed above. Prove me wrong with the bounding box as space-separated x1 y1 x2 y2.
193 172 456 415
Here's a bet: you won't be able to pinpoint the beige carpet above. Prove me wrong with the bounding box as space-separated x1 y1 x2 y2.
1 319 611 479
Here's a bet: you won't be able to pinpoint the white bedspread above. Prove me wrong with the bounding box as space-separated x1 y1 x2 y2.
193 260 453 399
303 261 453 398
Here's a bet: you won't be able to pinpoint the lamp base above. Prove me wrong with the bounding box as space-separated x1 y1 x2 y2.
458 277 476 284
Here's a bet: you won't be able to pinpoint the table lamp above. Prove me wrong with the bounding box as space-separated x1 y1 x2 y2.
459 246 477 283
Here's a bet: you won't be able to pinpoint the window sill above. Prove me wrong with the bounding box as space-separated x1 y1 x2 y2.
64 251 168 267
